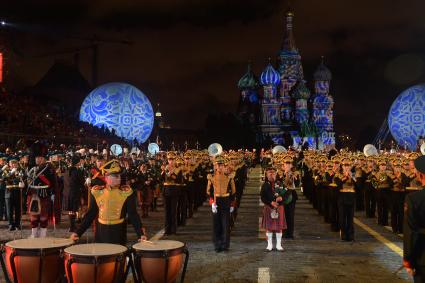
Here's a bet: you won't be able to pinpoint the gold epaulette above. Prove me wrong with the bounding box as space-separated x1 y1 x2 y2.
91 185 104 191
229 172 236 179
119 185 132 192
119 185 133 197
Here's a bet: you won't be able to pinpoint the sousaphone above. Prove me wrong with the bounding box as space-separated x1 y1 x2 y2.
208 143 223 157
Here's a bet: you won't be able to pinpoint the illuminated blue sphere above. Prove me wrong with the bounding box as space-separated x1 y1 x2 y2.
80 82 154 143
388 84 425 150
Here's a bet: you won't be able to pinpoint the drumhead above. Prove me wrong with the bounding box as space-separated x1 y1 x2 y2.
133 240 184 251
65 243 127 256
6 238 74 249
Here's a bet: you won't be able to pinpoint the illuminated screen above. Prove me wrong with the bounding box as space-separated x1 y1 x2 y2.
80 82 154 143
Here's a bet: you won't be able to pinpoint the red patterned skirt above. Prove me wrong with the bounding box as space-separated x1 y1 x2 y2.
262 205 286 232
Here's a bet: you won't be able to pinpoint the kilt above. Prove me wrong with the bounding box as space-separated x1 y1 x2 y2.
262 205 286 232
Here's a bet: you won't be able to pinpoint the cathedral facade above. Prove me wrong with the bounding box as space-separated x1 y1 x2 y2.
237 10 335 149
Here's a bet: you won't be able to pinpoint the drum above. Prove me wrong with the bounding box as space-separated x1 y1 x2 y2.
0 237 73 283
64 243 128 283
132 240 189 283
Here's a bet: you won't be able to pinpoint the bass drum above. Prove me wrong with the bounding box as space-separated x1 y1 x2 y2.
1 238 73 283
132 240 189 283
64 243 128 283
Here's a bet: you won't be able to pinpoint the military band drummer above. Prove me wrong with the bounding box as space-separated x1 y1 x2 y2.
70 160 147 245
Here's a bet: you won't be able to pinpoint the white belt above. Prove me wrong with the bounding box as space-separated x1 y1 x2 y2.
29 185 49 189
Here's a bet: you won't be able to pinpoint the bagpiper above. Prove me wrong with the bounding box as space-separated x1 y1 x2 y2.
27 143 56 238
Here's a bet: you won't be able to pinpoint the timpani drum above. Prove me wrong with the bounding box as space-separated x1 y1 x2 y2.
0 238 73 283
63 243 128 283
132 240 189 283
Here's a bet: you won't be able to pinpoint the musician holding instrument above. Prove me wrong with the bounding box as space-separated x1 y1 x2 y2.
389 159 409 234
373 157 393 226
3 156 26 231
27 144 56 238
281 155 299 239
162 152 183 235
403 155 425 282
335 157 356 241
70 160 147 245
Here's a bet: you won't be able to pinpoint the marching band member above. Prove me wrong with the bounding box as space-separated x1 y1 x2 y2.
389 159 409 234
71 160 147 245
162 152 183 235
261 166 286 251
335 158 356 241
63 155 85 233
27 145 56 238
207 155 236 252
3 156 26 231
281 155 299 239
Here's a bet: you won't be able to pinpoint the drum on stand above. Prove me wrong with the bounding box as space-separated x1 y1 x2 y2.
132 240 189 283
63 243 128 283
0 238 73 283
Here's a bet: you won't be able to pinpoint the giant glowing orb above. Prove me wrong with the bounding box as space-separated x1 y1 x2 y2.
388 84 425 150
80 82 154 143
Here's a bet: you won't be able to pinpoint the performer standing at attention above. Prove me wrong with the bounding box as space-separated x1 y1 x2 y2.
206 155 236 252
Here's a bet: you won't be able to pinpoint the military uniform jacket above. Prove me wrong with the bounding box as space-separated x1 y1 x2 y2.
206 173 236 201
76 185 144 242
404 188 425 268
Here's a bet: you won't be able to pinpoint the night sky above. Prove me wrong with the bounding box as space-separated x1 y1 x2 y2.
1 0 425 142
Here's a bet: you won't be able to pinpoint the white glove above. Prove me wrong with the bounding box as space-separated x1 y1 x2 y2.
212 203 218 214
18 181 25 188
230 207 234 213
2 165 8 171
11 168 17 174
85 177 91 186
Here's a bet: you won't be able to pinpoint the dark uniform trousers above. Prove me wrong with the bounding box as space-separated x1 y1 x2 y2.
338 192 355 241
364 181 376 217
186 181 195 218
0 186 6 221
177 185 188 226
377 189 390 226
329 187 339 231
390 191 405 233
323 186 330 223
284 200 296 238
5 189 21 228
355 180 365 211
213 196 231 250
164 186 179 234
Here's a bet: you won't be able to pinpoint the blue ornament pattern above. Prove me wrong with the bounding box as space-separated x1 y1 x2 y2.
388 84 425 150
79 82 154 143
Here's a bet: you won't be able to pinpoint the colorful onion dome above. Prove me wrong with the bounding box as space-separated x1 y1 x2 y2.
292 80 311 100
314 57 332 81
238 63 258 90
260 59 281 86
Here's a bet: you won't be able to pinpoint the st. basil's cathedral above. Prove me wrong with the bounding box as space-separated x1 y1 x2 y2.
237 9 335 149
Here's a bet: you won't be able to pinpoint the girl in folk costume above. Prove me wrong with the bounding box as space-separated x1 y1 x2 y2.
261 166 286 251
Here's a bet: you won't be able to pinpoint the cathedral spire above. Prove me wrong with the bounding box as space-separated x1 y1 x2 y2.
282 8 297 52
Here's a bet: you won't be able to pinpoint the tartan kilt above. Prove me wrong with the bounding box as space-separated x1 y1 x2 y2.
262 205 286 232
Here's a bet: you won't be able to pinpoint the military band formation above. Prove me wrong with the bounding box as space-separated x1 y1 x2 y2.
0 140 425 282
